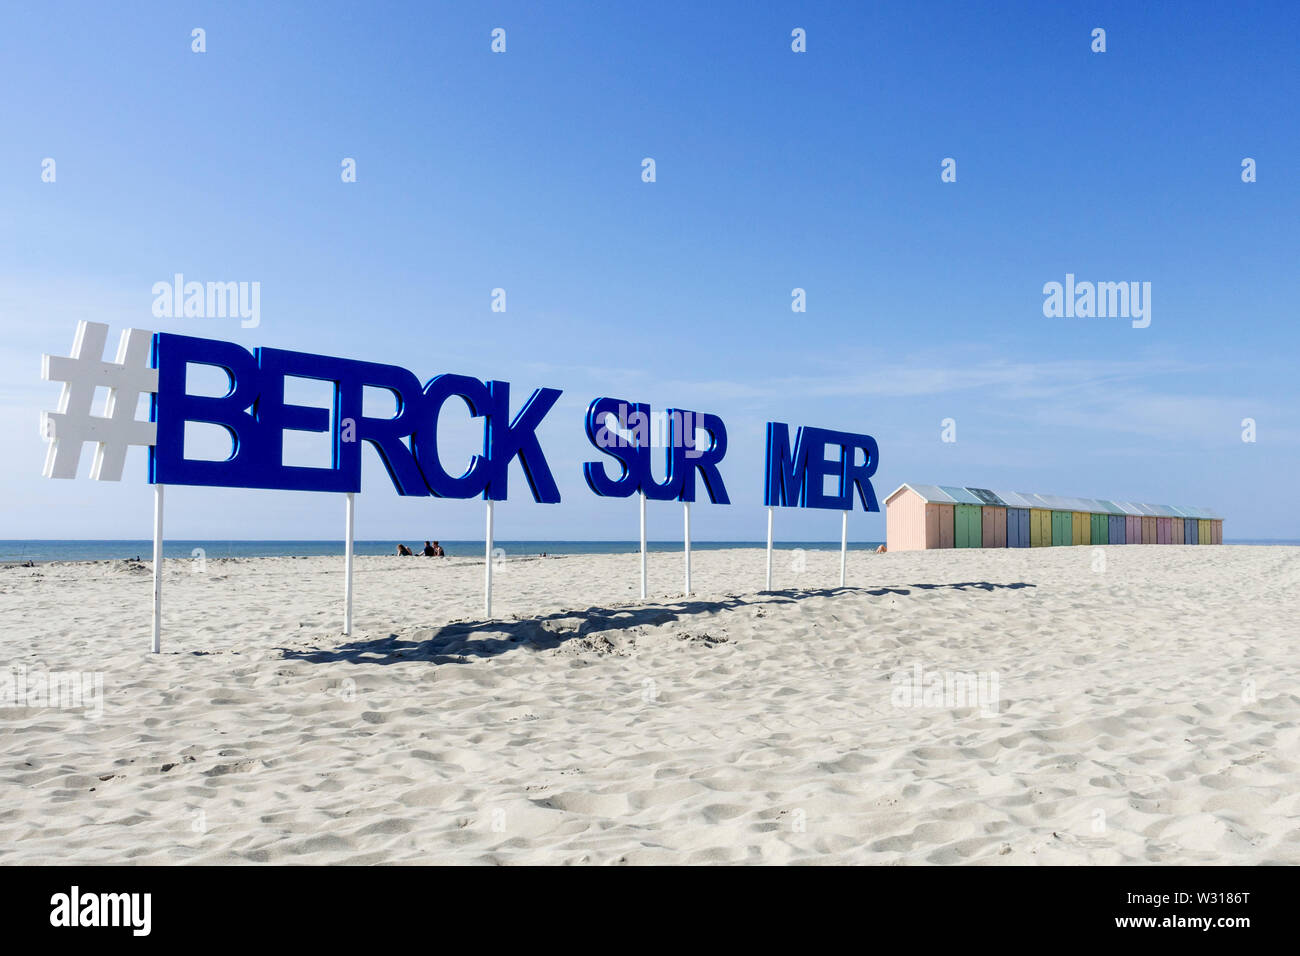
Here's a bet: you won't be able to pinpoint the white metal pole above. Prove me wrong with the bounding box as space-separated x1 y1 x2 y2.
765 506 773 591
485 499 494 618
683 501 691 596
840 509 848 588
343 492 355 635
639 491 647 600
151 483 164 653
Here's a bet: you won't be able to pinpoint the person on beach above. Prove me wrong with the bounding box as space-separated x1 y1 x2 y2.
396 544 413 556
432 541 445 557
422 541 436 556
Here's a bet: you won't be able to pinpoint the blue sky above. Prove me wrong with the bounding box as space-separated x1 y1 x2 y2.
2 0 1297 542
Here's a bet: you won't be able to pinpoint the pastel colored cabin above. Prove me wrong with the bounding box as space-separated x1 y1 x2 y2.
1067 498 1096 545
1038 495 1075 546
1023 494 1053 548
885 485 1223 550
1168 508 1186 545
1171 506 1185 543
954 505 981 547
1154 504 1175 541
1086 500 1104 543
1097 499 1126 544
1051 511 1073 546
1184 506 1224 545
992 490 1035 549
1137 503 1161 544
1150 504 1179 545
967 487 1008 548
1072 510 1089 545
982 507 1007 547
1118 502 1144 544
883 484 959 551
1089 509 1108 545
940 486 987 549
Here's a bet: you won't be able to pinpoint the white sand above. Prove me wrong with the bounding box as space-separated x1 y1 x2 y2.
1 545 1297 865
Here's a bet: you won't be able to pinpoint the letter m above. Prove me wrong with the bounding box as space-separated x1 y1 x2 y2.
206 281 239 318
1098 281 1129 318
101 894 130 926
764 422 807 507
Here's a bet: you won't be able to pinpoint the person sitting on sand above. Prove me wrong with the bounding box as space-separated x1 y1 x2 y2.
422 541 436 556
432 541 445 557
396 544 413 556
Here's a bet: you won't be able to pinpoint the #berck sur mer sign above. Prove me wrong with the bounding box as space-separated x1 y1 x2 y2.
41 322 882 512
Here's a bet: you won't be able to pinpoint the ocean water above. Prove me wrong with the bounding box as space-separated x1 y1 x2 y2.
4 539 1293 564
0 539 888 564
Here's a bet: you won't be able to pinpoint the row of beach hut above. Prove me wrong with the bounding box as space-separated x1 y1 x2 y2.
884 484 1223 551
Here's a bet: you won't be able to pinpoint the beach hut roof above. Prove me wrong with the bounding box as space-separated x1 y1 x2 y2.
938 485 985 505
1035 494 1076 510
989 490 1037 509
890 485 1221 520
884 483 957 505
1017 492 1054 509
965 487 1007 507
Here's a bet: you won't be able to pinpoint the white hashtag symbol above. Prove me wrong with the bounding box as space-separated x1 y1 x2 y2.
41 321 158 480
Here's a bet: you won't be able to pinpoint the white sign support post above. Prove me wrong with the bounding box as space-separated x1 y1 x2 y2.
840 509 848 588
343 492 355 635
485 499 495 618
639 491 647 600
683 501 691 596
151 483 164 653
765 506 774 591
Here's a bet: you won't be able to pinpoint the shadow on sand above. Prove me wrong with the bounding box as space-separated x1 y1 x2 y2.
278 581 1035 666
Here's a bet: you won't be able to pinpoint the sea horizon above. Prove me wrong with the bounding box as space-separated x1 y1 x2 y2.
1 538 893 564
3 538 1296 564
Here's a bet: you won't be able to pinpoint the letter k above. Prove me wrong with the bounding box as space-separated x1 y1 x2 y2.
485 381 563 503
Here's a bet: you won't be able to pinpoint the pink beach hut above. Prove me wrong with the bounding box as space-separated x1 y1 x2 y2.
884 484 958 551
1134 503 1160 544
1167 506 1187 545
967 488 1009 548
1148 503 1180 544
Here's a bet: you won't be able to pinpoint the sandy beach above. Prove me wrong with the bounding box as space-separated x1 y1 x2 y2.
1 545 1297 865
